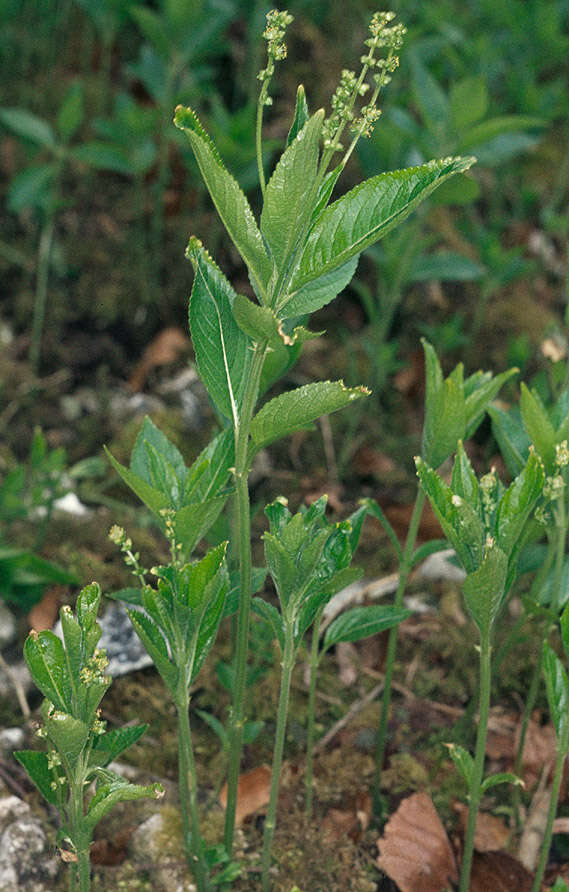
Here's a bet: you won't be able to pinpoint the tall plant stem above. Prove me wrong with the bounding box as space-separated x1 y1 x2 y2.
512 643 543 828
30 211 55 374
375 488 425 803
459 633 492 892
224 345 267 855
531 718 569 892
262 627 295 891
305 605 324 819
177 693 210 891
69 781 90 892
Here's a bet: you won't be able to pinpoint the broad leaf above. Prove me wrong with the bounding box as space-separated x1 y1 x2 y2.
462 544 508 637
277 256 358 318
322 605 410 652
291 156 475 290
495 450 544 559
543 641 569 741
127 610 177 694
250 380 369 451
105 448 168 516
85 776 163 830
174 106 272 298
91 725 148 767
233 294 320 349
131 417 187 496
0 108 55 147
14 751 58 805
24 631 71 713
187 238 251 424
173 496 228 557
42 703 90 762
520 384 557 472
261 110 323 277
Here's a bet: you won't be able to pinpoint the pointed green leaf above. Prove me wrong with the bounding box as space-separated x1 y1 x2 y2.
323 605 410 652
561 602 569 664
462 544 508 636
56 82 84 143
451 441 479 509
192 565 229 681
261 110 323 276
422 343 465 468
60 607 82 681
286 84 309 147
41 702 90 761
192 428 234 501
195 708 228 747
105 447 168 516
187 238 251 424
131 416 187 496
263 532 297 608
445 743 473 787
252 597 285 652
173 495 228 557
0 108 55 147
464 367 518 439
127 610 177 694
310 163 343 225
91 725 148 767
174 106 272 298
185 542 227 610
480 772 523 794
520 383 557 472
543 641 569 740
495 449 545 559
362 498 403 562
76 581 101 631
250 380 369 451
7 164 56 213
291 156 475 290
488 405 529 477
24 630 71 713
233 294 286 347
277 256 358 318
85 776 164 831
14 751 58 805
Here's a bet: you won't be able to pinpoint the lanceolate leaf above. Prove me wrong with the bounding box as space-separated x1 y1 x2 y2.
187 238 251 424
261 110 323 278
446 743 473 787
173 496 228 556
85 777 163 831
249 381 369 451
233 294 320 349
291 156 475 290
24 631 71 713
91 725 148 767
13 751 58 805
104 448 168 516
480 772 523 794
462 544 508 637
286 84 309 147
322 605 410 652
277 256 358 318
131 416 187 494
488 405 529 477
174 105 272 299
0 108 55 148
543 641 569 740
520 384 557 472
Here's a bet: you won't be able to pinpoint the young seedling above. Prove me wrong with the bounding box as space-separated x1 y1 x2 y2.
254 496 363 890
109 523 233 890
416 441 545 892
367 339 517 805
533 602 569 891
303 505 411 820
14 582 162 892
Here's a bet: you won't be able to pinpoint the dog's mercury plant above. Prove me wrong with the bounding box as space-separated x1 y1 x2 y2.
15 583 163 892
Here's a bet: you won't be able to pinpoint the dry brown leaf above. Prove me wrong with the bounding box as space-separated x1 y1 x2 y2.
454 803 510 852
128 327 189 392
335 640 358 686
28 587 60 631
376 792 458 892
516 719 556 788
518 786 551 872
218 765 271 826
470 850 533 891
322 792 372 843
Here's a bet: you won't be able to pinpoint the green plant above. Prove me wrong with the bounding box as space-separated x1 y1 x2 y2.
0 82 85 371
416 441 545 892
14 582 163 892
105 8 476 887
366 338 517 805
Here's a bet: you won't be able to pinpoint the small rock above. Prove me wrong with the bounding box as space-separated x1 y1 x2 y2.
0 728 24 751
0 605 16 649
0 661 32 704
0 796 59 891
131 811 196 892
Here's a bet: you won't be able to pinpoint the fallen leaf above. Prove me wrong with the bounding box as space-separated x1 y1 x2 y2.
518 786 551 872
376 792 458 892
28 588 60 631
218 765 271 826
322 791 372 843
128 327 189 392
470 850 533 891
454 803 511 852
516 720 556 788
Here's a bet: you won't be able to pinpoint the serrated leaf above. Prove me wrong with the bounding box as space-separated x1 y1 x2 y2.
187 239 251 424
85 777 163 831
462 544 508 636
14 751 58 805
0 107 55 147
192 565 229 681
233 294 286 347
24 630 71 713
495 450 545 559
422 341 465 468
520 384 557 472
278 256 358 318
173 496 228 557
480 772 523 794
310 163 343 225
91 725 148 767
451 441 479 508
322 605 410 652
105 447 168 516
127 610 177 694
261 110 323 278
174 106 272 298
464 367 519 439
286 84 309 147
250 380 369 451
445 743 473 787
252 597 285 652
131 416 187 496
543 641 569 740
42 702 90 761
291 156 475 290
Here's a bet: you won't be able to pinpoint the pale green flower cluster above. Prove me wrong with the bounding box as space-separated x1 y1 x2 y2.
258 9 294 105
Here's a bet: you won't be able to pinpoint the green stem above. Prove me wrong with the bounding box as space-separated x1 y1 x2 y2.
512 642 543 828
551 497 567 616
459 633 492 892
256 80 269 197
375 488 425 805
177 694 210 891
531 719 569 892
262 626 295 891
69 780 90 892
30 210 56 374
223 345 267 855
305 606 324 819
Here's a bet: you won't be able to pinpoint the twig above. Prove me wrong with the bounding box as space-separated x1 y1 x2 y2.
0 651 30 717
314 681 384 754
